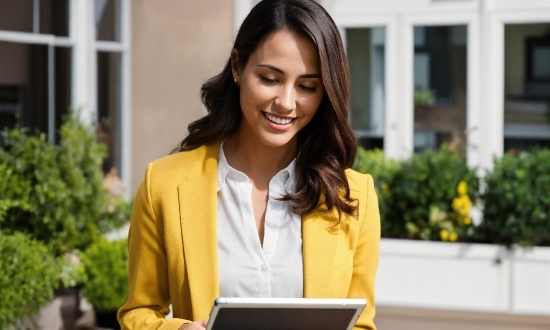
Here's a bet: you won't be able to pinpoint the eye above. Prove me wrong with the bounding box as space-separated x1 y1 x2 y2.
300 85 317 93
259 75 277 84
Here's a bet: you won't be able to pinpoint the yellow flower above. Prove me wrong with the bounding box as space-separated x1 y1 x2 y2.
457 181 468 195
449 232 458 242
464 217 472 225
452 180 473 223
440 229 449 241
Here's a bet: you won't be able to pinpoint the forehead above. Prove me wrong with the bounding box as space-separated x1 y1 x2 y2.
248 29 321 74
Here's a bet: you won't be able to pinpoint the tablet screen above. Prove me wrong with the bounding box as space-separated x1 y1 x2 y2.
209 307 358 330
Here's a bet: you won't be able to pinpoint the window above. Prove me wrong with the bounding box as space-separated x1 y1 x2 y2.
93 0 126 175
97 51 122 174
413 25 468 152
346 27 386 150
0 0 130 181
504 23 550 152
0 0 71 143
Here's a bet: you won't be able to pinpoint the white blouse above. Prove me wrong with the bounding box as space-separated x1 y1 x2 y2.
216 143 303 298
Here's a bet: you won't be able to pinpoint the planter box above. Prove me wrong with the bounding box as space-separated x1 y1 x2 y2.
376 238 550 316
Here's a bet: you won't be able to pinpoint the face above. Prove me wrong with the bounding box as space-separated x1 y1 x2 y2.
232 28 325 150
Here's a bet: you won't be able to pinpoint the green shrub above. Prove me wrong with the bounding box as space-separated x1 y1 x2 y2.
0 113 129 255
353 147 400 234
80 238 128 312
354 146 479 241
0 232 60 330
391 147 479 241
479 149 550 247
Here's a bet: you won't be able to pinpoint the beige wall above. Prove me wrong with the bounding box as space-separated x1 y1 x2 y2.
131 0 234 192
504 23 550 96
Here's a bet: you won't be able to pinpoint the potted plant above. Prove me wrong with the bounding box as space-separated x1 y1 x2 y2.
354 145 480 241
353 146 550 317
0 112 131 329
80 238 129 330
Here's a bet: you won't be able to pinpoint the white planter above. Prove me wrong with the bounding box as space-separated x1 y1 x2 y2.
8 298 63 330
376 238 550 316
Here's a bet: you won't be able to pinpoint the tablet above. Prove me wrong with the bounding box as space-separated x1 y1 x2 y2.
205 297 366 330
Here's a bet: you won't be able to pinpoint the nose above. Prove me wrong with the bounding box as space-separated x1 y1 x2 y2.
274 84 296 112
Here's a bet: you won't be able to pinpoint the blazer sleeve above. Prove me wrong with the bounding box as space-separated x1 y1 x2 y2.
117 163 190 330
350 174 381 330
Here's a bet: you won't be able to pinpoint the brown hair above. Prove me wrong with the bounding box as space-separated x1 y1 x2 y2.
175 0 357 216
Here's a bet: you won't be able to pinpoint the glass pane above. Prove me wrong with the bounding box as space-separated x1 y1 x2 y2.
0 0 33 33
95 0 121 42
54 46 72 141
346 27 386 150
413 25 468 152
0 42 72 142
40 0 70 37
97 51 122 174
0 42 48 133
504 23 550 152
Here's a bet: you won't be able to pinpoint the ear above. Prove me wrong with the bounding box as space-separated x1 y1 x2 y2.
230 49 241 84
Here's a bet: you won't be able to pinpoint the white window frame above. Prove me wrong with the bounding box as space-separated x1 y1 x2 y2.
483 8 550 172
72 0 132 191
400 13 481 169
335 15 400 160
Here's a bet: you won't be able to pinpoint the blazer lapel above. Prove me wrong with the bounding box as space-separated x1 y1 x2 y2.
302 209 340 297
178 144 220 319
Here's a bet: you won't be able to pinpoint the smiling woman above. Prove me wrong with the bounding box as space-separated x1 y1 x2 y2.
117 1 381 330
232 29 324 145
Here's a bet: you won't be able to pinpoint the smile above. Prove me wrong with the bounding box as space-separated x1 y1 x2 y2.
263 112 295 125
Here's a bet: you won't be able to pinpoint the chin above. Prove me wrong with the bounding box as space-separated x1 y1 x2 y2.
259 134 296 149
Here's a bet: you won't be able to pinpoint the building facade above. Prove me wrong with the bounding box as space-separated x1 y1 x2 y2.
2 0 548 192
1 0 549 329
0 0 233 192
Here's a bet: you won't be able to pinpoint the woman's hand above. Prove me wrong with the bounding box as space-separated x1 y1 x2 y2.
178 320 208 330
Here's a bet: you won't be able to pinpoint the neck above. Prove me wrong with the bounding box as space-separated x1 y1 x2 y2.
223 132 297 183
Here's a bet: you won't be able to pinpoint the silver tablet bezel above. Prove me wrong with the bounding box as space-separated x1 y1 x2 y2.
205 297 366 330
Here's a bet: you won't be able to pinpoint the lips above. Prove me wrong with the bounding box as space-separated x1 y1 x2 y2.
263 112 295 125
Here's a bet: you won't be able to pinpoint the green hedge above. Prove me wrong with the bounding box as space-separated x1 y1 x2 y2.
0 113 129 256
353 148 400 235
479 149 550 247
355 146 479 242
353 146 548 247
0 232 60 330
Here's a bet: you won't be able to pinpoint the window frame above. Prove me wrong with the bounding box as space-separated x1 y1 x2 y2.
334 15 400 160
0 0 131 191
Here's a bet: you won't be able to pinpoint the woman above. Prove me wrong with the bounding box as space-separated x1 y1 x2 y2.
117 1 380 329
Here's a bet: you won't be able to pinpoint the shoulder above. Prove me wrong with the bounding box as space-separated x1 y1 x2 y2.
144 143 220 187
344 169 377 219
344 168 374 195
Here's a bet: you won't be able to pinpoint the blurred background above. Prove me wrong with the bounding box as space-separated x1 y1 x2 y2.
0 0 549 329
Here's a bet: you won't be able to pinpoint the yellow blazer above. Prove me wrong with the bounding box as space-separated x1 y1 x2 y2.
118 143 380 330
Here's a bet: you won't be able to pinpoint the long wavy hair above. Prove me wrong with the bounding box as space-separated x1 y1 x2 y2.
175 0 357 217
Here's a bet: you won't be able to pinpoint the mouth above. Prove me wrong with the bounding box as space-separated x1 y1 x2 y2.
262 111 296 125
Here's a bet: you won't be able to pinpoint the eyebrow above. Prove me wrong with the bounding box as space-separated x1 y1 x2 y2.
257 64 321 79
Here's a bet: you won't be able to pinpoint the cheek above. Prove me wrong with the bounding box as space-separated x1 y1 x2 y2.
300 94 324 118
239 80 273 110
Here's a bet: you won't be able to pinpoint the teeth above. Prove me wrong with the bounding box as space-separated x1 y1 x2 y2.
265 113 292 125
